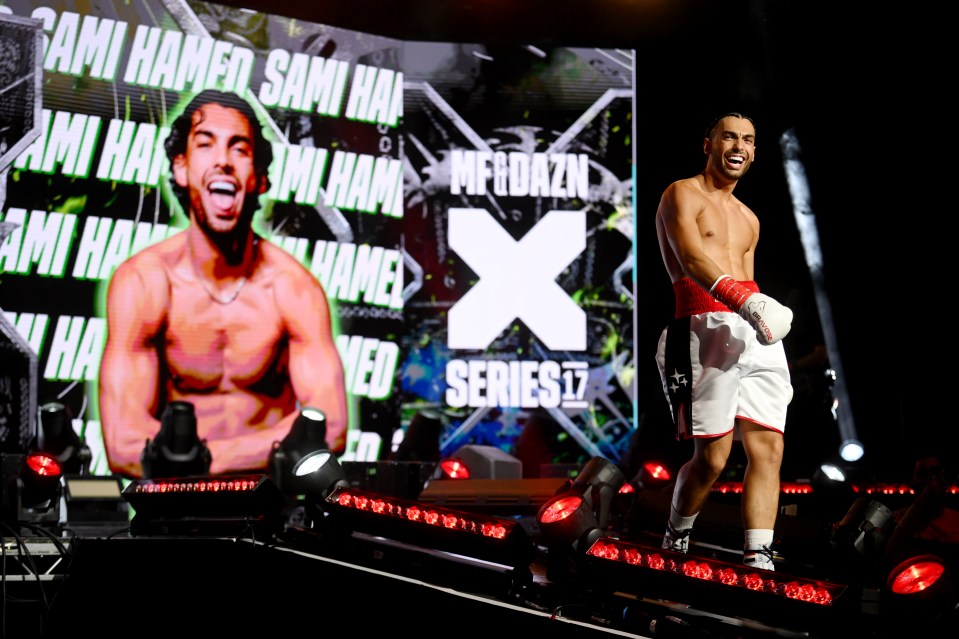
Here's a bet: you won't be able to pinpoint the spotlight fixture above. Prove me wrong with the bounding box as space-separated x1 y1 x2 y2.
565 456 626 529
817 462 847 483
436 445 522 480
534 457 626 581
270 407 329 496
33 401 92 475
141 401 211 479
632 459 673 492
537 493 605 552
807 462 857 520
1 452 63 527
888 555 948 596
830 497 897 580
323 485 534 578
292 450 347 500
437 457 470 480
839 439 864 462
883 555 959 633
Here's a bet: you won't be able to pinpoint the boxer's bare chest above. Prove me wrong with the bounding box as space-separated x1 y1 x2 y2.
160 278 288 393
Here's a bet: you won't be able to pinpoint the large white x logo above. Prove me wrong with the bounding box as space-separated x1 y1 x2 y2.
448 208 586 351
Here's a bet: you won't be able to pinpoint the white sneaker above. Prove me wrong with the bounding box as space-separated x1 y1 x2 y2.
743 545 776 571
662 523 691 553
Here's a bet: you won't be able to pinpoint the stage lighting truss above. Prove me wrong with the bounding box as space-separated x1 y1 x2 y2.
122 474 285 537
582 536 848 609
323 485 534 577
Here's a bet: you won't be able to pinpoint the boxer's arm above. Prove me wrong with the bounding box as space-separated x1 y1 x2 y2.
201 262 350 474
711 275 792 345
658 182 731 290
98 260 165 478
660 182 790 344
277 266 349 455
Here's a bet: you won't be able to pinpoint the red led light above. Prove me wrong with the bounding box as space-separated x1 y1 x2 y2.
538 495 584 524
717 568 739 585
481 522 507 539
439 458 470 479
743 573 765 590
327 488 519 541
643 462 671 481
889 558 946 595
712 481 811 494
26 453 62 477
583 536 842 606
587 542 621 561
132 477 259 494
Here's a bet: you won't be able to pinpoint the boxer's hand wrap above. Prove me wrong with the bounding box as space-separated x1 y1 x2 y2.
709 275 793 345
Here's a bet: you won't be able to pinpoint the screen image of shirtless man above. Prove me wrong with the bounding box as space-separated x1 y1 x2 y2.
98 89 348 478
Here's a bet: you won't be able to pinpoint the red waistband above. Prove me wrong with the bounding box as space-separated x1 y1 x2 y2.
673 277 759 318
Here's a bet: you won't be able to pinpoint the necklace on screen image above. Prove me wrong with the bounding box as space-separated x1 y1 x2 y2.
190 235 258 305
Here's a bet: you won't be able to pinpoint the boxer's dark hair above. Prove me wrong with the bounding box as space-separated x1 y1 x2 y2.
705 112 756 139
165 89 273 213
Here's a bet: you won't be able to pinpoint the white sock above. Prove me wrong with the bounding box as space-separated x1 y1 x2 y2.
668 505 698 534
744 528 774 549
743 528 775 570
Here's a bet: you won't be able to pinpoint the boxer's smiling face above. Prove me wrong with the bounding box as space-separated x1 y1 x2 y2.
173 103 267 237
705 115 755 181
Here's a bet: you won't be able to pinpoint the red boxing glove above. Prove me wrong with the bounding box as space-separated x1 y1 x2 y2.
709 275 793 345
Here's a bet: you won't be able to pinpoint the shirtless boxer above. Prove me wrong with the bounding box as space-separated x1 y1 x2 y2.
99 89 348 478
654 113 793 571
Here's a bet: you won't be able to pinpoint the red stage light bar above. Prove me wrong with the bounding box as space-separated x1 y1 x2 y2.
711 481 813 495
323 485 534 576
122 474 285 536
854 482 959 496
586 536 841 605
714 481 959 498
577 535 855 633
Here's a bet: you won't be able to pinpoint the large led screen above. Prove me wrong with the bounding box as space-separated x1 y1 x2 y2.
0 0 636 478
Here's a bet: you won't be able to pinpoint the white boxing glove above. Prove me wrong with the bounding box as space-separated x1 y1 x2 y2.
709 275 793 345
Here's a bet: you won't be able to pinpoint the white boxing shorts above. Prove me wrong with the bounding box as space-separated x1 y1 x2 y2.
655 278 793 440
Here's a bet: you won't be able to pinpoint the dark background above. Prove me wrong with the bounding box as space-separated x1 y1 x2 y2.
211 0 943 483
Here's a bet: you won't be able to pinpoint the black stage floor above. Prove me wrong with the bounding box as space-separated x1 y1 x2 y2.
2 472 957 639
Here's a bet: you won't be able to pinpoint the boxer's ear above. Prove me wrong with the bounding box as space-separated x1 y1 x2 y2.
257 173 270 195
173 154 188 188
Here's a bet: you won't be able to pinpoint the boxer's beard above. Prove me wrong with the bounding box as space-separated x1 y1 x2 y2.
200 199 259 265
